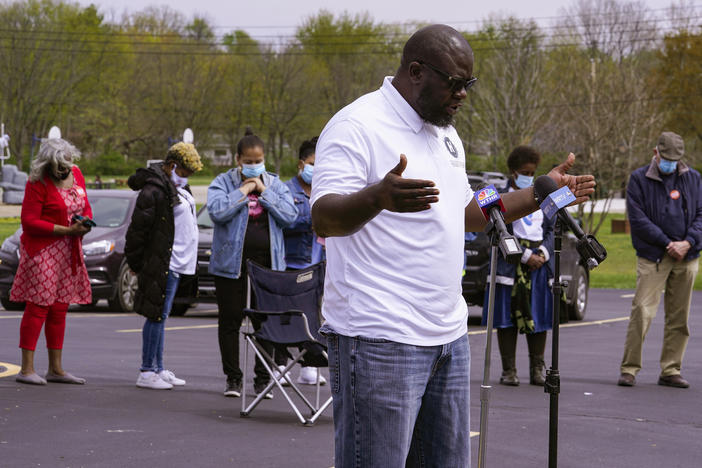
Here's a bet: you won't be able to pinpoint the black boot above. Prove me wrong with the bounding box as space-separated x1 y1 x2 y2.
529 355 546 386
527 331 547 386
497 327 519 386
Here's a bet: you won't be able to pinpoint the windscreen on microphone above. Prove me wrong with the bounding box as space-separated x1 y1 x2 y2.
533 175 559 204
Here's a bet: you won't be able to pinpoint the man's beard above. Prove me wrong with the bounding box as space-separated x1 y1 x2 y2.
416 85 454 128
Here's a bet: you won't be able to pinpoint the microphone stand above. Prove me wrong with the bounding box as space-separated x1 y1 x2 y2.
477 222 499 468
546 218 563 468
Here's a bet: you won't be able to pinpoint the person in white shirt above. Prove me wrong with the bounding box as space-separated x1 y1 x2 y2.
125 143 203 390
482 146 554 387
311 24 596 467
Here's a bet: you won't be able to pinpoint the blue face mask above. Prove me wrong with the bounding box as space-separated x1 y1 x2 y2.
514 173 534 189
658 158 677 175
241 162 266 179
300 164 314 184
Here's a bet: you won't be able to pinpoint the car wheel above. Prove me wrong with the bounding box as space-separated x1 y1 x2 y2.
568 265 588 321
1 296 25 311
169 303 190 317
109 262 137 312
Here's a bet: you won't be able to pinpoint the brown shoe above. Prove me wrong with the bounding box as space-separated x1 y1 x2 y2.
617 373 635 387
658 374 689 388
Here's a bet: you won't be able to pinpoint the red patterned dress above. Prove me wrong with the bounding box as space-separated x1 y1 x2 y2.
11 186 92 306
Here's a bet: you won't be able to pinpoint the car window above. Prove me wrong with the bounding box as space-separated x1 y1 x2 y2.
88 196 132 227
197 207 213 229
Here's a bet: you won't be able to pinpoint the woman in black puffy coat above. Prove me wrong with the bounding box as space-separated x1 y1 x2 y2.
125 143 202 390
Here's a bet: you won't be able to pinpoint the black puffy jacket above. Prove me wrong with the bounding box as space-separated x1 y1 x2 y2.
125 164 191 321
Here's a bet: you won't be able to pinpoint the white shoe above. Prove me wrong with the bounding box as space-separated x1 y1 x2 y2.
136 371 173 390
158 370 186 386
297 367 327 385
273 365 292 386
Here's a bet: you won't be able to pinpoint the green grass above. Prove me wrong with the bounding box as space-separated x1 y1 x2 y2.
0 217 20 241
588 213 702 290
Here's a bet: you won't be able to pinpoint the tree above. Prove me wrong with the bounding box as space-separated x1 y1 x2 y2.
457 17 548 171
0 0 112 169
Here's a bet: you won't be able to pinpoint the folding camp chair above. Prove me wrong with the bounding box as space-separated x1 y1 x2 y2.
240 260 331 425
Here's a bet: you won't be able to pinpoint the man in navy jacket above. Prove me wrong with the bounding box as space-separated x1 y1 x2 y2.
618 131 702 388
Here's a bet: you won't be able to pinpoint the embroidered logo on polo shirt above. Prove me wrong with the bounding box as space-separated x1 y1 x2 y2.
670 189 680 200
444 137 458 158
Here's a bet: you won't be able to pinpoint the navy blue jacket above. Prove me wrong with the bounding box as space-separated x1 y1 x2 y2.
627 157 702 262
493 183 555 286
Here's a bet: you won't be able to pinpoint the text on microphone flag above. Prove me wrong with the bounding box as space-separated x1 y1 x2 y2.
540 186 576 220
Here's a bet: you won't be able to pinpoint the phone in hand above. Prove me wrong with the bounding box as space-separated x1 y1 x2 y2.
71 214 97 228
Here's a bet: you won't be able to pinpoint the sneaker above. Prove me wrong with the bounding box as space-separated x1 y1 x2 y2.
158 370 186 386
254 382 273 399
273 365 292 386
136 371 173 390
224 378 242 397
297 367 327 385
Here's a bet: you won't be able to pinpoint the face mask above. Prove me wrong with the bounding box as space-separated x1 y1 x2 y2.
514 173 534 189
658 158 677 175
170 165 188 188
300 164 314 184
241 162 265 179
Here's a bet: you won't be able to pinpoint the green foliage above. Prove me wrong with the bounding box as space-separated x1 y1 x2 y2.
80 151 141 176
0 217 20 241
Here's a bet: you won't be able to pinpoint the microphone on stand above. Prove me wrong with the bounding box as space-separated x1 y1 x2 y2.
474 184 522 262
533 176 607 269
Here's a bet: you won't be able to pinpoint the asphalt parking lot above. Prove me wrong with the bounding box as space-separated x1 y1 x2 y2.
1 289 701 467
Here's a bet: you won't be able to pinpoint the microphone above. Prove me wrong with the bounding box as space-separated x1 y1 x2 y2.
474 184 522 262
533 175 607 269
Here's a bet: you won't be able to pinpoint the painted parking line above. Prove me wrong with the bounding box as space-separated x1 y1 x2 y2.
0 362 21 378
621 293 635 298
116 324 218 333
468 316 629 336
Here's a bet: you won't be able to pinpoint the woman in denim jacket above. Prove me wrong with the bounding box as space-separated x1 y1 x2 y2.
207 128 298 398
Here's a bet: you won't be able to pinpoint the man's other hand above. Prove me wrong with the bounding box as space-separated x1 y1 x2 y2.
547 153 596 205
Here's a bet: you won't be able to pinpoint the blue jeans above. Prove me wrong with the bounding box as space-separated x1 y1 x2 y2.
141 270 180 372
321 324 471 468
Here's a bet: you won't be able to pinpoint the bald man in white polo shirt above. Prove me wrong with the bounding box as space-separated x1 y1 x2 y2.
311 24 596 468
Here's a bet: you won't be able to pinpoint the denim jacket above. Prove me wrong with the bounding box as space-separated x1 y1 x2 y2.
283 177 314 266
207 169 298 279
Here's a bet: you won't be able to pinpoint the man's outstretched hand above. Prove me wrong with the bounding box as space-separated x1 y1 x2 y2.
374 154 440 212
547 153 596 204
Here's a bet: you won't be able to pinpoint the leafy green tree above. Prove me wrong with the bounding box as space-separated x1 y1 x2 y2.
0 0 112 169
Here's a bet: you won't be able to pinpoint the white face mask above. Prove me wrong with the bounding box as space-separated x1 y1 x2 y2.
170 165 188 188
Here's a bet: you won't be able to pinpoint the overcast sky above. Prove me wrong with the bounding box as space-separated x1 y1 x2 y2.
77 0 684 37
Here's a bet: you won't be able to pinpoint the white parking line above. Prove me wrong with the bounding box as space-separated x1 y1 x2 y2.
116 324 218 333
468 316 629 335
620 293 635 298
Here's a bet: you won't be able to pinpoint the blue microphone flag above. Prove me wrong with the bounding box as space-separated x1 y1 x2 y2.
539 186 576 220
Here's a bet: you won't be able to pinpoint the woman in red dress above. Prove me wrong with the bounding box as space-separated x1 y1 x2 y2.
12 138 93 385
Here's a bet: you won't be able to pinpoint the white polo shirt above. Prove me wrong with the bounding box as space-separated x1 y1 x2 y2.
311 77 473 346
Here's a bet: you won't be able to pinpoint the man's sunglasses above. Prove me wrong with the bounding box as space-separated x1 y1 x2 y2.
417 60 478 93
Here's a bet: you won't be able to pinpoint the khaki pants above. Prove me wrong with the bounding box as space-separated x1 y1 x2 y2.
620 255 699 376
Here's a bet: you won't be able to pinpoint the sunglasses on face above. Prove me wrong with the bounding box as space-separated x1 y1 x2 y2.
417 60 478 93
